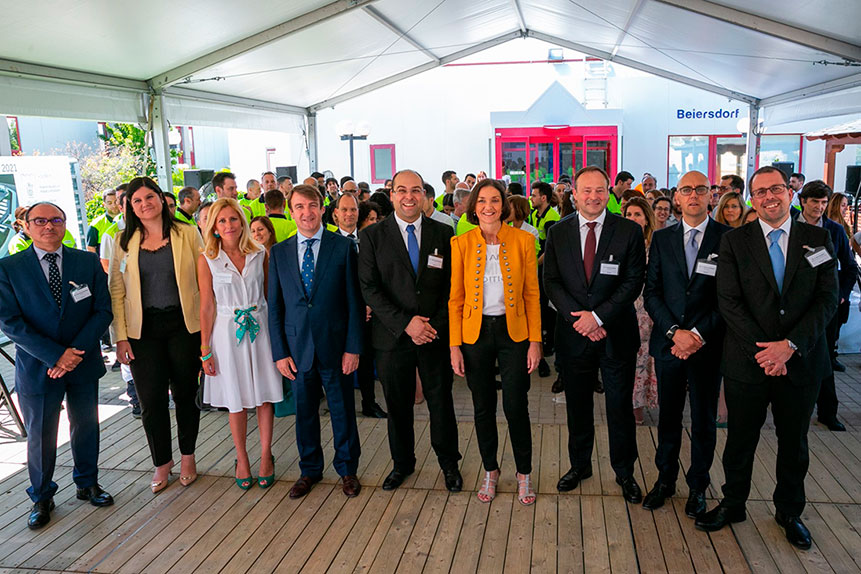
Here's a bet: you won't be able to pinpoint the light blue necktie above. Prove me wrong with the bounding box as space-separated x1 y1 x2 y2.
301 238 317 296
406 224 419 274
768 229 785 293
685 228 699 277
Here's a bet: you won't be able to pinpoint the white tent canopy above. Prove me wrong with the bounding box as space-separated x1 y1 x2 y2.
1 0 859 183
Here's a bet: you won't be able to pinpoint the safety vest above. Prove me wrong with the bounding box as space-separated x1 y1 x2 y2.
269 215 298 243
7 230 77 254
527 206 560 243
90 213 115 242
174 208 195 226
240 196 267 219
456 215 477 236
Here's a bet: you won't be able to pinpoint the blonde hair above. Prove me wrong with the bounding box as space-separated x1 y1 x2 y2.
202 198 261 258
714 191 744 228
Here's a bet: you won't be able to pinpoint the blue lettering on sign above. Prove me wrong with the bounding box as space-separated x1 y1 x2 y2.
676 108 740 120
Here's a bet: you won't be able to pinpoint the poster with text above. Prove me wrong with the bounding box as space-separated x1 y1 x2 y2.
0 156 81 257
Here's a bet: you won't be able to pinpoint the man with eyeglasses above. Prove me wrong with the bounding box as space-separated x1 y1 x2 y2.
696 166 838 551
642 171 730 518
0 202 114 529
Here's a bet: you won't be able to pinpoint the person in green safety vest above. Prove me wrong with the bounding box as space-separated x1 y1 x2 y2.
608 170 634 215
86 189 121 254
450 187 473 235
527 181 560 249
239 179 267 219
434 170 459 212
8 228 76 255
175 186 201 225
263 189 297 242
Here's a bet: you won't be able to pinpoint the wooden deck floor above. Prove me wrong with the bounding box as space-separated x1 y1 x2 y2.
0 353 860 573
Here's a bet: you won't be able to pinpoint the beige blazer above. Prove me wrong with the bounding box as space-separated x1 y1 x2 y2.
109 223 203 341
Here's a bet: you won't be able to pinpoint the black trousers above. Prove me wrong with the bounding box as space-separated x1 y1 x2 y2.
559 342 638 479
129 308 201 467
817 304 845 420
537 265 556 355
356 320 379 411
654 355 721 491
722 376 819 516
376 340 460 473
462 316 532 474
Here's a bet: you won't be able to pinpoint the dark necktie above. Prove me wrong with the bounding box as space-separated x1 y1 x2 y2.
301 238 317 296
583 221 597 283
43 252 62 306
406 224 419 274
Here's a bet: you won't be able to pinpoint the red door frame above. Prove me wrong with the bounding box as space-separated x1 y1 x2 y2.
494 126 618 188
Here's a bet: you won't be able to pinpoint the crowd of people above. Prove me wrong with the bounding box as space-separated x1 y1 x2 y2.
0 163 855 554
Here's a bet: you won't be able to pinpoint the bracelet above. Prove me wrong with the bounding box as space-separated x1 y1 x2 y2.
200 344 211 350
200 352 213 362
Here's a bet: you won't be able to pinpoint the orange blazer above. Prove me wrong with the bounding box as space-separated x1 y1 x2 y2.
449 224 542 346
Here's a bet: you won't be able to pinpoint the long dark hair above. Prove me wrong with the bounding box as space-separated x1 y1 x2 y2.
120 176 176 251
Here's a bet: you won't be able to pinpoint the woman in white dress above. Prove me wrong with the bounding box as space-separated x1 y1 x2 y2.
198 198 283 490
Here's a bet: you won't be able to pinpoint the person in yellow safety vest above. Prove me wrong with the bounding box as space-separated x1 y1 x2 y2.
435 170 459 212
451 187 475 235
212 171 252 221
263 189 297 242
175 186 201 225
240 179 267 219
608 171 634 215
527 181 560 250
86 189 121 253
8 228 76 255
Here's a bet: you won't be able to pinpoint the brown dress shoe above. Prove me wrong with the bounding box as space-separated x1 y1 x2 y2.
341 475 361 497
288 475 321 499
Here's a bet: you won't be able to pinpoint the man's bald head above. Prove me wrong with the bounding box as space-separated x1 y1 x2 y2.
303 177 318 187
676 170 710 223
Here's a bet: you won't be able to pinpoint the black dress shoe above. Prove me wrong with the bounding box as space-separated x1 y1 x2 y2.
382 469 413 491
616 476 643 503
775 511 812 550
362 403 387 418
538 359 550 378
642 482 675 510
695 503 746 531
76 485 114 507
551 375 564 394
685 489 707 518
443 468 463 492
818 417 846 432
28 499 54 530
831 359 846 373
594 379 604 394
557 466 593 492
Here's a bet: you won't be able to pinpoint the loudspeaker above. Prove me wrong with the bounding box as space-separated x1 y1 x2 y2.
846 165 861 196
183 169 214 189
275 166 298 182
771 161 794 179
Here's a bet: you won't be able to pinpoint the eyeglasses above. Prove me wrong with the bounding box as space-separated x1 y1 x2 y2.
677 186 710 196
750 184 788 199
27 217 66 227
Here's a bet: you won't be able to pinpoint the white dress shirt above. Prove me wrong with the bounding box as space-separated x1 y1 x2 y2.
393 213 422 251
33 245 63 282
578 210 607 326
758 215 792 265
338 227 358 241
296 225 324 274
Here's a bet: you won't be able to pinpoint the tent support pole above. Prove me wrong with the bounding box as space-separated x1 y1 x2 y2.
151 92 173 192
744 103 760 193
308 112 318 172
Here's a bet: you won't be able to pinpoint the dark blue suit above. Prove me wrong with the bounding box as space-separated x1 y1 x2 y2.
269 229 363 477
644 218 729 491
0 246 112 502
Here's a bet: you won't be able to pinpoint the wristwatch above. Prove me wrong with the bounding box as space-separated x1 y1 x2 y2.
786 339 798 352
666 325 680 340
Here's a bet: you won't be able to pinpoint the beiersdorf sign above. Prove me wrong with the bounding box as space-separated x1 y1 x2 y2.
677 108 740 119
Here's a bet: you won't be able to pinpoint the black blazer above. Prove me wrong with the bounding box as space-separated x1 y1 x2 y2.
716 219 838 385
543 211 646 359
358 215 453 351
644 218 730 362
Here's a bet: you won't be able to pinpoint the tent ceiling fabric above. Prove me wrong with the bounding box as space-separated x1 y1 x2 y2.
0 0 859 124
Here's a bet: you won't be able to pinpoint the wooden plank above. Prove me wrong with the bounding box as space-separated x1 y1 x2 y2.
367 488 426 572
477 493 513 573
556 495 584 574
460 424 485 493
529 493 557 573
395 490 447 573
746 500 806 574
423 493 469 574
651 501 694 574
299 486 374 573
671 498 727 574
595 424 615 496
627 501 667 573
451 494 492 572
579 495 610 573
538 424 559 494
325 488 395 574
602 496 638 573
502 493 535 573
802 504 860 574
352 488 407 573
273 486 349 573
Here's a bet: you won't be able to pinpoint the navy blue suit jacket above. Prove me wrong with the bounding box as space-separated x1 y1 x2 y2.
821 217 857 302
644 218 730 362
0 246 113 393
268 229 363 372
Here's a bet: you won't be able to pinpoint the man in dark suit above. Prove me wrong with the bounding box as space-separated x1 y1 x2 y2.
269 184 364 499
358 169 462 492
544 166 647 503
797 180 856 432
642 170 730 517
695 167 838 550
0 202 114 530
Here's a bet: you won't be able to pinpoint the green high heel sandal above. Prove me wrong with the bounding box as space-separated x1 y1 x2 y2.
235 460 253 491
258 455 275 489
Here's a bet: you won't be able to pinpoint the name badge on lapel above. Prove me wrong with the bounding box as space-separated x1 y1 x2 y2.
803 245 831 268
427 248 444 270
600 255 620 276
213 272 233 285
695 254 718 277
119 257 127 273
69 281 92 303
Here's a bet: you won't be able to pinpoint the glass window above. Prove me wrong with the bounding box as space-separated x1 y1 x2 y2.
370 144 395 184
668 136 708 187
760 135 801 172
586 139 611 173
715 136 747 180
501 141 527 186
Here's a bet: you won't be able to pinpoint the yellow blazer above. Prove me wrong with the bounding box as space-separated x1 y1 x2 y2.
109 223 204 341
449 224 542 346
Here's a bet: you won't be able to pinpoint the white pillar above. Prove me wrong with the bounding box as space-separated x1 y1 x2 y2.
307 112 318 172
743 102 761 198
0 116 12 156
150 92 173 190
